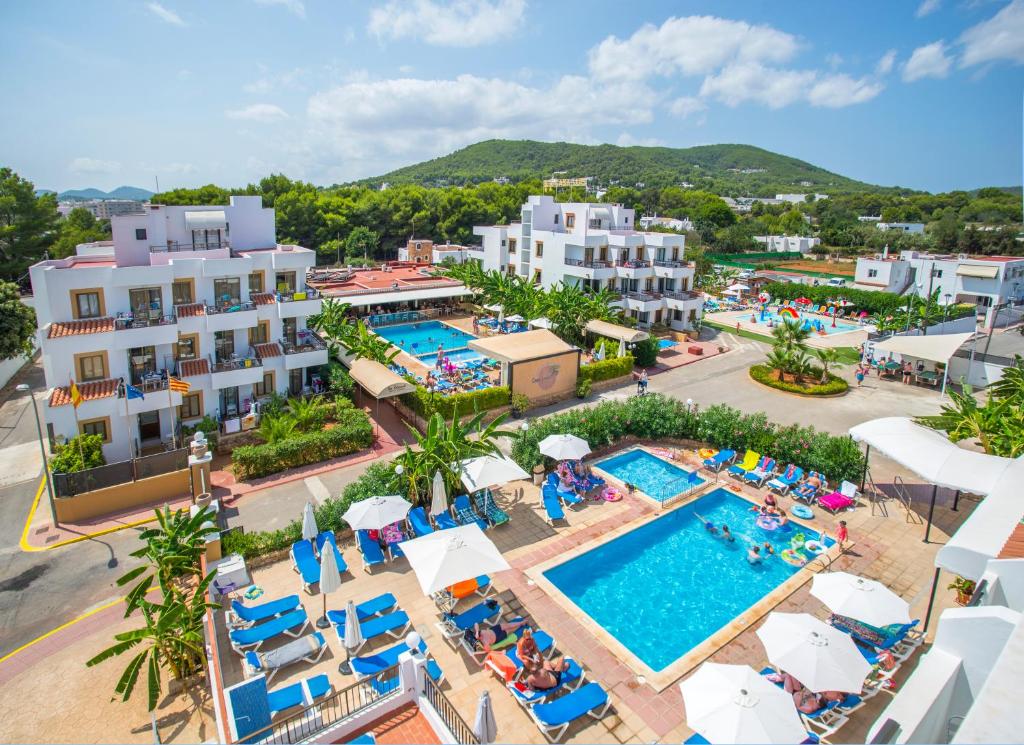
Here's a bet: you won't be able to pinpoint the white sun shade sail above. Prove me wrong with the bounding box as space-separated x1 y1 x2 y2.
505 314 525 323
872 332 974 365
849 417 1016 495
400 523 511 595
810 572 911 627
459 455 530 493
529 317 553 330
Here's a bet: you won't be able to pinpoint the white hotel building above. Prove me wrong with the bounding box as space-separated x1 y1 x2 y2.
29 196 327 462
472 196 704 331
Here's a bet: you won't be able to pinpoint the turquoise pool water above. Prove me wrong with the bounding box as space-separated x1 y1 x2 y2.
596 449 704 502
544 488 832 671
373 320 483 363
758 311 859 334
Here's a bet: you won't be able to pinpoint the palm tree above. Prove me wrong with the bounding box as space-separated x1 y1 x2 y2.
771 319 812 355
343 321 400 365
288 396 323 432
308 298 355 357
915 384 998 454
764 348 792 381
812 347 843 384
258 413 298 444
789 350 814 384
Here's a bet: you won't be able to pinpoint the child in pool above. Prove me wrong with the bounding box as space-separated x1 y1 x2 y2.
747 545 762 564
721 524 735 542
762 542 775 556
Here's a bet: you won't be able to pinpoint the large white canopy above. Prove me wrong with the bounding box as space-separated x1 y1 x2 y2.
849 417 1016 495
400 524 511 595
872 332 974 364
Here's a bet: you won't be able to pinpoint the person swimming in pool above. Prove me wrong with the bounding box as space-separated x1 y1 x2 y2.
721 524 735 542
763 542 775 556
747 545 763 564
694 513 718 534
472 618 529 653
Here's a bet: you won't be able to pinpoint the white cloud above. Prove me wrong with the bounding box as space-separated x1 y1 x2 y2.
807 74 885 107
588 15 800 82
902 41 952 81
243 68 307 94
875 49 897 75
959 0 1024 67
225 103 290 122
147 2 185 26
825 52 843 69
668 96 707 118
916 0 941 17
252 0 306 18
368 0 525 47
615 132 666 147
699 63 815 108
69 157 121 175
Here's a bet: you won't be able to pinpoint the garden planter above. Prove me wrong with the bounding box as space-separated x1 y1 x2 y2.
955 590 973 606
532 464 545 486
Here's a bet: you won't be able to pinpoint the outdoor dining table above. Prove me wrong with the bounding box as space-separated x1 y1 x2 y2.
915 370 940 387
879 361 902 377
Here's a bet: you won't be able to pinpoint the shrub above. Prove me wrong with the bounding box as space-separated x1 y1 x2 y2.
50 433 105 473
749 364 849 396
632 337 659 367
575 378 592 398
181 415 218 450
260 392 288 419
231 409 373 480
401 385 510 419
580 354 634 384
511 392 531 415
325 361 356 402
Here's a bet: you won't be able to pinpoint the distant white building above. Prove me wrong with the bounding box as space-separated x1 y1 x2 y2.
638 215 694 232
877 222 925 234
858 215 882 222
775 193 829 204
753 235 821 254
59 199 146 220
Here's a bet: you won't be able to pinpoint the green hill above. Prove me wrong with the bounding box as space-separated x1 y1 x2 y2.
363 140 895 195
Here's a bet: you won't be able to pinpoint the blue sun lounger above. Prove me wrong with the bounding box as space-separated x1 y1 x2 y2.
497 629 556 674
356 530 387 572
333 610 411 653
290 539 321 593
758 667 853 739
743 456 777 488
243 631 328 683
408 506 434 537
438 600 501 646
473 490 510 527
351 637 427 678
266 674 333 717
453 495 489 531
541 484 565 525
507 658 584 707
768 465 804 495
366 655 445 696
230 608 310 654
315 531 349 574
434 510 460 530
527 682 611 742
325 592 397 627
702 449 736 471
228 594 301 628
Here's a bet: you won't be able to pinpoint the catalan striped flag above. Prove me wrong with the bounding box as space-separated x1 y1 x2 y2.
69 378 83 408
168 376 191 393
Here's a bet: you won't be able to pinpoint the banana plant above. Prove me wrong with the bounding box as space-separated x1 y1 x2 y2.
812 347 844 383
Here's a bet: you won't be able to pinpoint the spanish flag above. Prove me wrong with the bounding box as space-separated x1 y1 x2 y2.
168 376 191 393
69 378 83 409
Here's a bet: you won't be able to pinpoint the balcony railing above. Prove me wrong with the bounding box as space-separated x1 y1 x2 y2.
115 313 176 330
149 240 230 253
565 258 611 268
281 331 327 355
616 260 652 269
664 290 700 301
622 290 661 301
653 260 685 268
124 371 172 391
210 353 262 374
205 300 256 315
277 287 322 302
423 671 479 744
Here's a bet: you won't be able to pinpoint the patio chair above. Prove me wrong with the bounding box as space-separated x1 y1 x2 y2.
266 674 333 717
437 600 501 647
473 490 510 527
567 462 604 491
727 450 760 479
452 494 489 531
767 465 804 495
759 668 850 740
351 637 428 679
506 658 585 707
290 539 321 593
407 506 434 537
332 610 411 654
702 449 736 472
541 484 566 525
380 522 407 560
325 592 397 627
228 594 302 628
527 682 611 742
433 574 494 611
244 631 328 684
742 456 777 488
315 531 349 574
356 530 387 572
433 510 460 530
818 481 858 513
229 608 311 654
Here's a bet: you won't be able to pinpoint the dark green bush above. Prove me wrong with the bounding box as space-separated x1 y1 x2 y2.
632 337 659 367
181 415 218 450
325 361 356 402
50 433 105 473
575 378 592 398
749 364 849 396
401 385 510 419
579 355 634 383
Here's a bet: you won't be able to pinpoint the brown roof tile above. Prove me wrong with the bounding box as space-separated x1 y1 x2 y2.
998 522 1024 560
251 292 275 306
47 318 114 338
176 303 206 318
254 342 283 359
49 378 120 407
178 358 210 378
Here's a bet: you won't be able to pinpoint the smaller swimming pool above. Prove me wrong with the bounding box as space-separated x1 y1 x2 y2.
658 339 677 349
596 449 704 502
758 311 859 334
419 349 482 366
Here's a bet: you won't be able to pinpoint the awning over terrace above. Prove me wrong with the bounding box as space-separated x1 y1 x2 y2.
349 358 415 399
583 319 649 343
467 329 574 363
184 210 227 230
872 332 974 365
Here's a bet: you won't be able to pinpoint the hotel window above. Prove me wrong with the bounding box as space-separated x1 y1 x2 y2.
213 277 241 307
644 278 654 292
672 247 680 261
73 290 102 319
535 241 544 258
178 393 202 420
80 418 109 442
172 280 193 305
248 322 269 346
275 271 297 293
508 238 517 254
248 272 264 294
566 213 575 229
599 245 608 262
78 353 106 382
135 228 147 241
254 372 274 398
129 287 163 318
175 335 198 360
553 214 560 225
867 269 878 278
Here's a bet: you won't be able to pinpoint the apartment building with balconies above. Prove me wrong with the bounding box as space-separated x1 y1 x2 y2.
473 195 704 332
29 195 327 461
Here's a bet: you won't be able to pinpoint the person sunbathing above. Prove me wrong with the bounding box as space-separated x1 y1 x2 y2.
793 687 823 714
516 628 543 671
525 656 572 691
473 619 529 652
804 473 823 490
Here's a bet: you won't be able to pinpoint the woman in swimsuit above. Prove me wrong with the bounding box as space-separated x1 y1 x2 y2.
525 657 572 691
473 618 528 652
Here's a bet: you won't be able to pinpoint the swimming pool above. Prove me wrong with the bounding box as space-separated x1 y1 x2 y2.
543 488 832 672
596 449 704 502
759 311 859 334
373 320 483 364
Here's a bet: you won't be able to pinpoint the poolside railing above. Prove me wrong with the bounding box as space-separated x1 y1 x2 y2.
658 470 707 507
422 672 479 745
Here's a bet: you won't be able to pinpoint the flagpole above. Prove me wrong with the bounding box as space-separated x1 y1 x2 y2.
69 378 85 464
124 383 133 458
167 381 176 449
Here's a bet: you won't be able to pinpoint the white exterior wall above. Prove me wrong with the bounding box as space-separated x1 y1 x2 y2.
854 258 912 293
878 222 926 234
753 235 820 253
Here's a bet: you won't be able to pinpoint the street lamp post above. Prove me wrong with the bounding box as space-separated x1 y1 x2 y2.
17 383 58 527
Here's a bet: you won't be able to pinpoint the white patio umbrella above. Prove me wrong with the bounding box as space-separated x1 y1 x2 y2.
483 303 502 313
728 283 751 292
338 599 364 675
810 572 911 628
617 338 626 357
459 455 530 493
400 524 511 595
316 537 343 629
756 613 871 693
529 317 553 330
430 470 449 516
473 690 498 744
539 433 592 461
342 495 412 531
301 502 318 543
680 663 807 745
505 313 525 323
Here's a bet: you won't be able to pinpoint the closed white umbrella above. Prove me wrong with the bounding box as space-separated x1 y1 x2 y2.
316 536 343 629
342 495 412 531
498 308 505 323
617 338 626 357
301 501 318 543
681 663 807 744
430 470 448 517
756 613 871 693
459 455 530 493
483 303 502 313
505 313 525 323
473 690 498 744
594 341 605 361
400 524 511 595
338 599 364 676
539 434 591 461
810 572 911 627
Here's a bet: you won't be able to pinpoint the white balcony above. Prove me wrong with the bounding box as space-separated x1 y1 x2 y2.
621 291 666 312
277 289 323 319
615 261 655 280
653 260 693 280
664 290 704 312
563 258 616 281
205 303 258 333
125 387 183 415
283 332 329 370
111 316 178 350
209 357 265 389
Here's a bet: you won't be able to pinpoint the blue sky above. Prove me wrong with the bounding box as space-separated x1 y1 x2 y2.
1 0 1022 193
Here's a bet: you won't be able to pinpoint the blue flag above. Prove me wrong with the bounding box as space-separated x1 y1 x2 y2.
126 384 145 400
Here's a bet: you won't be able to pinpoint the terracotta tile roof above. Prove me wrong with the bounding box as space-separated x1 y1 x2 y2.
47 318 114 338
176 303 206 318
251 292 275 306
178 358 210 378
49 378 119 407
998 521 1024 560
254 342 283 359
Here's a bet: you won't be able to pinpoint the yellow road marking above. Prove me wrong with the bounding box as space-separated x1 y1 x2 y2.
0 597 123 666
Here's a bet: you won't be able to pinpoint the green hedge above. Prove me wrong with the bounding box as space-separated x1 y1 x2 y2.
400 385 510 419
231 410 374 480
510 393 865 485
749 364 849 396
580 355 634 383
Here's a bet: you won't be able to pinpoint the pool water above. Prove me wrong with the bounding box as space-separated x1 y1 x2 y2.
758 311 858 334
544 488 832 671
373 320 483 363
596 449 704 502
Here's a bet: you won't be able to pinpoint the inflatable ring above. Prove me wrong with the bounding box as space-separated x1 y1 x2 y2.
804 540 825 555
244 586 264 600
780 549 808 567
602 487 623 502
791 504 814 520
756 515 782 530
698 448 717 460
